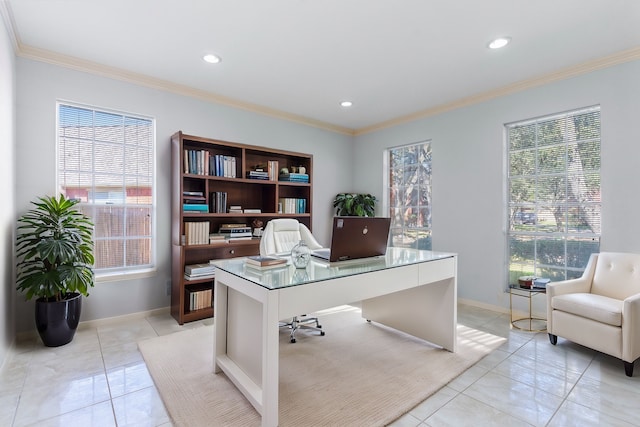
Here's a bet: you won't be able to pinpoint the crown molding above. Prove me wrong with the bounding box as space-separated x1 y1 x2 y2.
15 43 356 136
0 0 19 51
7 9 639 139
355 46 640 136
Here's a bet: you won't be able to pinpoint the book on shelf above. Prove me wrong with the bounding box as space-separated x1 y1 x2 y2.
243 208 262 213
267 160 279 181
185 263 216 275
210 154 237 178
184 149 211 176
245 256 287 267
187 288 213 310
219 225 252 235
209 234 227 244
184 273 215 281
183 203 209 212
228 205 243 213
185 221 210 245
247 170 269 180
219 223 248 229
278 198 307 214
227 236 253 241
278 173 309 183
183 190 204 197
209 192 227 213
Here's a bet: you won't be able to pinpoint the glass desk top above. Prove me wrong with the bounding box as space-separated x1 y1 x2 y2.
211 247 456 290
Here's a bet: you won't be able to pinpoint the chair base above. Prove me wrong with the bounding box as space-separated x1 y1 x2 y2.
280 315 325 343
550 333 635 377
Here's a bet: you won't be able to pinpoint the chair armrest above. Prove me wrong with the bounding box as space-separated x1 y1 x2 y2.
547 277 592 298
546 278 592 335
622 293 640 362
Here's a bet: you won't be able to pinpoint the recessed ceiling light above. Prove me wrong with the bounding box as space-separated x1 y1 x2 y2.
488 37 511 49
203 54 221 64
340 101 353 107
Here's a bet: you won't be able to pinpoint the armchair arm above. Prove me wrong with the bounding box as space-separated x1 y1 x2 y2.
622 293 640 363
546 277 593 335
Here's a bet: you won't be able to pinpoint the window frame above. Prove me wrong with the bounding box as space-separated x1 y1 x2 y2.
56 101 157 279
505 106 601 284
384 140 433 250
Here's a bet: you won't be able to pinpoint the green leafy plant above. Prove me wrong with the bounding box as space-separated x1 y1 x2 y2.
16 195 95 301
332 193 377 217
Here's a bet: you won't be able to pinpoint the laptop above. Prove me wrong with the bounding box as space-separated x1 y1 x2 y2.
312 217 391 262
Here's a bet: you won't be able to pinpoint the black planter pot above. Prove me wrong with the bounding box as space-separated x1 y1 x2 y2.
35 293 82 347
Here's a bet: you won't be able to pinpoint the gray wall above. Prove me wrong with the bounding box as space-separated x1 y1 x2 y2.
0 14 16 365
14 58 353 332
353 59 640 311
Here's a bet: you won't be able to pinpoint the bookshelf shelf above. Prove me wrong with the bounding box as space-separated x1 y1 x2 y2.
171 131 313 324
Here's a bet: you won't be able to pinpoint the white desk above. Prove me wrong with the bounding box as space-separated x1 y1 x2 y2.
212 248 457 427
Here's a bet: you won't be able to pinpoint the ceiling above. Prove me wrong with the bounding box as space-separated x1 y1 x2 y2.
3 1 640 134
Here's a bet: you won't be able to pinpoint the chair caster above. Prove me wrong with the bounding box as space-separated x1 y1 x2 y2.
290 338 296 343
549 333 558 345
320 331 325 336
366 319 371 322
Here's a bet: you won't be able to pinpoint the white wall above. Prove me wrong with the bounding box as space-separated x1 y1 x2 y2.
0 14 16 365
353 60 640 311
15 58 353 332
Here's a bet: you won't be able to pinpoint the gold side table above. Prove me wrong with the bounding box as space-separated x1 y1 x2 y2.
509 284 547 332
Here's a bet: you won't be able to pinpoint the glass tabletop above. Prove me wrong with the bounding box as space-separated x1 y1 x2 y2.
211 247 456 290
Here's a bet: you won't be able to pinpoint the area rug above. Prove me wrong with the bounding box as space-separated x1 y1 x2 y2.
139 305 505 426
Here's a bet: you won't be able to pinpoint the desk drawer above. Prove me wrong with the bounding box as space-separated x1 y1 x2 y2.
210 243 260 259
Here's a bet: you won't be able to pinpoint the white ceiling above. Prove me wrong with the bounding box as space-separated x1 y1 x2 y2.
4 0 640 133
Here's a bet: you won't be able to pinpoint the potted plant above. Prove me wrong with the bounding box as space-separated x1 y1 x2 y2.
332 193 377 217
16 194 95 347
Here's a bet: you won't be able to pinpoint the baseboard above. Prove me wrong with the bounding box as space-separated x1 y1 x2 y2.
458 298 509 315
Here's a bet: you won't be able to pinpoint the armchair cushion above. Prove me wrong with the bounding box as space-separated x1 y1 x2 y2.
551 293 623 327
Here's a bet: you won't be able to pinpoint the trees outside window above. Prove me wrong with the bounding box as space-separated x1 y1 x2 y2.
507 106 601 283
387 141 432 250
57 103 155 274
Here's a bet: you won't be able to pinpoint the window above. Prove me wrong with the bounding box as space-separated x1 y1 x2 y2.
57 103 155 275
387 141 432 249
507 106 601 283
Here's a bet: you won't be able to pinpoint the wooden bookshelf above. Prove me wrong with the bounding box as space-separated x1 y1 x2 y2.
170 131 313 324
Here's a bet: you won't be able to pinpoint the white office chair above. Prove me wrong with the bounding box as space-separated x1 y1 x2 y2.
260 218 325 343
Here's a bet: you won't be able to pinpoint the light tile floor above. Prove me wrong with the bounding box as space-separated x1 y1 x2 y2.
1 304 639 426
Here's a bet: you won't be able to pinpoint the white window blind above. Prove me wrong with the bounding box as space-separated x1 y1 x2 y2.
507 106 601 283
57 103 155 274
387 141 432 250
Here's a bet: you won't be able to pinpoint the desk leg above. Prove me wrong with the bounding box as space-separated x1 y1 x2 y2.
362 278 457 352
261 291 279 427
214 280 228 374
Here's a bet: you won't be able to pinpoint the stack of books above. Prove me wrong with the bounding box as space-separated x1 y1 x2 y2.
247 170 269 180
184 263 216 280
245 256 287 270
183 191 208 212
209 234 227 245
228 205 243 213
218 224 253 240
279 172 309 183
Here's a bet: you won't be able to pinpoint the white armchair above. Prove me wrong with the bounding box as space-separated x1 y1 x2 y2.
547 252 640 377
